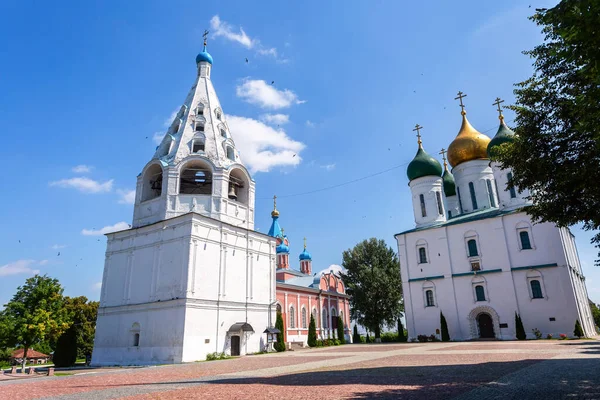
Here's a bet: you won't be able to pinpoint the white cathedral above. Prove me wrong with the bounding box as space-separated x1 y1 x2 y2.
395 95 596 340
92 40 279 365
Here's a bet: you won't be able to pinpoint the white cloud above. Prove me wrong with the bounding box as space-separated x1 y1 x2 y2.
81 221 130 236
226 114 305 173
117 189 136 205
316 264 346 277
321 163 336 171
92 281 102 291
152 132 163 145
0 260 40 277
38 260 49 266
72 165 92 174
305 120 315 128
51 244 66 250
257 47 277 57
210 15 254 48
164 109 179 128
260 114 289 125
49 177 113 194
236 79 303 110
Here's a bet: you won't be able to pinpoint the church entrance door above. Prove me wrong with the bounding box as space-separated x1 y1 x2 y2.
477 313 495 338
231 336 240 356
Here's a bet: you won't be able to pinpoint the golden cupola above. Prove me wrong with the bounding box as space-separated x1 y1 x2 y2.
447 92 491 168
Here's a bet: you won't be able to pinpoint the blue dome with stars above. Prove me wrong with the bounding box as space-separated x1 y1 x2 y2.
196 44 213 65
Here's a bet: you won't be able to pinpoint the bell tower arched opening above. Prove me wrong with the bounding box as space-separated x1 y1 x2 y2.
179 160 213 195
141 163 163 202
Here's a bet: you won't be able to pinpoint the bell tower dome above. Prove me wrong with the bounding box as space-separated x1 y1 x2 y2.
132 38 255 229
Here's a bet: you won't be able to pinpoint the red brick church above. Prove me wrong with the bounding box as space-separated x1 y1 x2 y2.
269 198 351 346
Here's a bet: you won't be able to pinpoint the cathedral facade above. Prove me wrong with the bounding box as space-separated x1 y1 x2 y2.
395 96 596 341
92 41 278 365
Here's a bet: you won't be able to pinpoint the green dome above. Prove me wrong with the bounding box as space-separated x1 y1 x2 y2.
442 168 456 197
487 120 515 158
407 146 443 181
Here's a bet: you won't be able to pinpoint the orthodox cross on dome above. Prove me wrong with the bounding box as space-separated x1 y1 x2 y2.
273 194 277 210
281 227 285 236
439 148 448 169
493 97 505 121
203 29 209 46
455 91 467 115
412 124 423 147
303 237 307 249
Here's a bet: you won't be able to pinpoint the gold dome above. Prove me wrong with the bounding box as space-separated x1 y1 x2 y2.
447 113 491 168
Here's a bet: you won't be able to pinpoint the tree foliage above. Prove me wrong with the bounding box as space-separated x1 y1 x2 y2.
590 299 600 332
515 313 526 340
336 316 345 344
492 1 600 263
352 325 360 344
274 311 286 352
53 326 78 367
307 315 317 347
63 296 99 358
574 319 584 338
341 238 403 339
398 318 406 342
440 312 450 342
0 275 70 370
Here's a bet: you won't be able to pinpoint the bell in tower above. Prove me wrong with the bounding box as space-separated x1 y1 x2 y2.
228 182 238 201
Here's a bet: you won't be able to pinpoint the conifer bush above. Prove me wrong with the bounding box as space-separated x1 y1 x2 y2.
515 312 526 340
307 315 317 347
574 320 584 338
337 316 345 344
352 325 360 344
274 311 286 352
440 312 450 342
398 318 407 342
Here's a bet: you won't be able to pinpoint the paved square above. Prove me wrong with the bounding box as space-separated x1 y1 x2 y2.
1 341 599 399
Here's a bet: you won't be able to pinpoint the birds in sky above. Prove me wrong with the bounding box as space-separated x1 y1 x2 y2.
271 81 275 85
245 58 249 63
57 252 60 256
292 154 296 157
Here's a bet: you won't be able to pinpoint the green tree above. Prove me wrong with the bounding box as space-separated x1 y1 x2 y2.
574 320 584 338
589 300 600 332
53 326 78 367
274 311 285 352
341 238 403 339
307 315 317 347
352 325 360 344
440 312 450 342
397 318 406 342
492 1 600 263
63 297 98 359
336 316 345 344
1 275 69 371
515 313 526 340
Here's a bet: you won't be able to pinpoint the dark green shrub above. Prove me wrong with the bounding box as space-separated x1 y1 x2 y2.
574 320 584 338
53 326 77 367
440 312 450 342
515 312 526 340
352 325 360 344
398 319 407 342
337 317 345 344
307 315 317 347
274 311 286 352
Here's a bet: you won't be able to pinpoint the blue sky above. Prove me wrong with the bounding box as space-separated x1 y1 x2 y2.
1 0 599 307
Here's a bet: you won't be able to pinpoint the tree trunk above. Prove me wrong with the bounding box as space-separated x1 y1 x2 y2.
374 325 381 339
21 346 28 373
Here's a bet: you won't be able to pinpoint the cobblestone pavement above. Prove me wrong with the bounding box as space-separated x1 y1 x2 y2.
1 340 599 399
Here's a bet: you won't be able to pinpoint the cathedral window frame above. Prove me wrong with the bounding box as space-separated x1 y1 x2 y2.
195 120 205 132
196 103 205 117
468 182 478 210
506 172 517 199
289 305 296 329
419 194 427 217
416 239 429 264
130 322 141 347
435 191 444 216
215 108 222 121
226 146 236 161
486 179 497 208
526 270 546 300
191 134 206 154
472 276 489 303
322 307 328 329
464 231 482 271
301 306 307 329
312 308 318 328
516 222 535 251
422 281 437 308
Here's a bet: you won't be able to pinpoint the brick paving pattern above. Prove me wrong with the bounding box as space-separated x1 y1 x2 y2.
1 340 598 399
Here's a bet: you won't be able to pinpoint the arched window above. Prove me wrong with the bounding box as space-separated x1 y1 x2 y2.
520 231 532 250
192 136 205 153
180 161 212 195
133 333 140 347
131 323 141 347
419 194 427 217
195 121 205 132
436 191 443 215
469 182 478 210
228 168 249 205
215 109 222 120
226 146 235 161
322 308 328 329
467 239 478 257
221 128 227 138
418 247 427 264
289 306 295 328
457 187 464 212
301 307 307 329
475 285 486 301
530 280 543 298
196 105 204 116
142 164 163 202
507 172 517 198
425 290 434 307
486 179 497 207
312 308 317 325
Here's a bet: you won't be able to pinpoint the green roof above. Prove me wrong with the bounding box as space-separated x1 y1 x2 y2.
487 120 515 158
394 207 527 236
407 146 443 181
442 168 456 197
